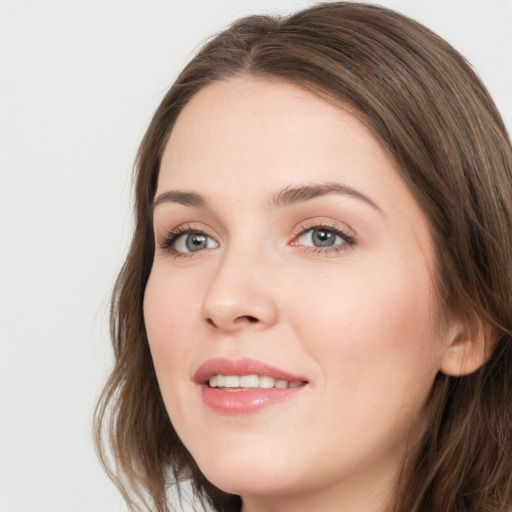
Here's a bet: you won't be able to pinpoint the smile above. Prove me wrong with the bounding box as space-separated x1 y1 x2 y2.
195 358 308 414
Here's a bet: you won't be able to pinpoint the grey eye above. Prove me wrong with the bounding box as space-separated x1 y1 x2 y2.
312 229 337 247
298 228 343 248
174 233 217 253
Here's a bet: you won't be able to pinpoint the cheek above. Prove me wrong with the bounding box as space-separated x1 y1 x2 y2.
143 266 207 434
288 261 442 463
143 267 199 374
291 256 441 395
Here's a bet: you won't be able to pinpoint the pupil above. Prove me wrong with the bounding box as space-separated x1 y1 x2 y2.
313 229 335 247
186 234 206 251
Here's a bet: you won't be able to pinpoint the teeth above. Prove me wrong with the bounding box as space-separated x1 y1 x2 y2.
240 375 259 388
223 375 240 387
208 374 304 389
260 376 275 388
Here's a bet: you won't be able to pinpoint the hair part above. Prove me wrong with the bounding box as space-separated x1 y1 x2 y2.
95 3 512 511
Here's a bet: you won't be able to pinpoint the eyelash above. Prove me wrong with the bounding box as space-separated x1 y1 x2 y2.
158 224 211 259
291 222 355 256
158 222 355 259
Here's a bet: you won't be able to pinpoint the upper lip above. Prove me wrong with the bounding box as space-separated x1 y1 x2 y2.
194 357 308 384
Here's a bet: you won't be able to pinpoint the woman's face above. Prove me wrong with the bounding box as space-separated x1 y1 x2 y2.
144 77 452 510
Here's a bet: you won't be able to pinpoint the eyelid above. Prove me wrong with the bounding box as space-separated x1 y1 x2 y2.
289 219 356 253
157 222 219 256
291 218 355 240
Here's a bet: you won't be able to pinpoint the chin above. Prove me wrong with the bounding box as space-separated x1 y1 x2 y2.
205 470 298 498
193 447 301 497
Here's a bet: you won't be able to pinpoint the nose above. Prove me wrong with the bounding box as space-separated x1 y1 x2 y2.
201 248 279 332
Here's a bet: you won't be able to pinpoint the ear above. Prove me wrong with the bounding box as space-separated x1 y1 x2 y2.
440 312 496 377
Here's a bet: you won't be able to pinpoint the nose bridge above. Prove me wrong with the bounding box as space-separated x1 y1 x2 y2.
201 237 278 331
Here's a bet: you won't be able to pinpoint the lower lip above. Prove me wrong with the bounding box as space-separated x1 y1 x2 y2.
200 385 305 414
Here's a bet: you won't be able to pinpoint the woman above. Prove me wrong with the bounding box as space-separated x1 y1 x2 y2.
94 2 512 511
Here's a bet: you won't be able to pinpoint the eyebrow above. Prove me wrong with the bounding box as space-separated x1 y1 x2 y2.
152 181 383 215
271 182 383 214
152 190 206 211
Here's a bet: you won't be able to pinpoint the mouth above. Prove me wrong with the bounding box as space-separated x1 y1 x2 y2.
195 358 309 414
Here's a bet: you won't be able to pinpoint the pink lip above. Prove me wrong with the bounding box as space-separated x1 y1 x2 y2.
194 357 308 415
194 357 306 383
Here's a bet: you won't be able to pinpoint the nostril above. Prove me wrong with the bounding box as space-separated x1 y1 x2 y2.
234 315 259 325
204 315 261 329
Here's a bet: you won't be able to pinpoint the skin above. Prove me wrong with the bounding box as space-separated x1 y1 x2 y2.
144 77 473 512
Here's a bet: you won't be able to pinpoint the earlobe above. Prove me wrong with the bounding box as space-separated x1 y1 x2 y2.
440 313 496 377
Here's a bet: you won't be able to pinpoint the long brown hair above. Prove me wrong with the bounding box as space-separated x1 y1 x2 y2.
94 3 512 511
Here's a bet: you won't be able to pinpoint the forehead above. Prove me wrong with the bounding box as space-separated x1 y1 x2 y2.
159 77 399 199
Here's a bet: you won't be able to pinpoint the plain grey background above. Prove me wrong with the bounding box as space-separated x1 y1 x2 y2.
1 1 511 511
